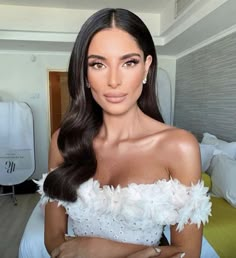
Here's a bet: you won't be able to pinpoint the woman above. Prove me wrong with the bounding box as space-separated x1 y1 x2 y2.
38 8 211 258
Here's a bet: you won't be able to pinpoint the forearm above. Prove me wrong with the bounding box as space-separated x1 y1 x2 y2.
45 233 65 255
75 236 149 258
44 201 68 255
169 224 203 258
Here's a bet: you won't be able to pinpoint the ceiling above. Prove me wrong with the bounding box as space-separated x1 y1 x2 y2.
156 0 236 56
0 0 235 57
0 0 169 13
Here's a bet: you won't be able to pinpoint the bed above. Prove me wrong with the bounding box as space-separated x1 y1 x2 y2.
204 196 236 258
198 132 236 258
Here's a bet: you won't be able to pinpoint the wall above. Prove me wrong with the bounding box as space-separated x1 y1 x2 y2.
174 32 236 142
0 50 70 179
0 50 176 179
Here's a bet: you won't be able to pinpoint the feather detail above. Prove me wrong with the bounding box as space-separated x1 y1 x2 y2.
35 174 212 232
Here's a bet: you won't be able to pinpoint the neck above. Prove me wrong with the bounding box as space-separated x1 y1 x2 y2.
99 106 145 143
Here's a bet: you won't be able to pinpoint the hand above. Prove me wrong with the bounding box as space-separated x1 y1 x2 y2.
51 236 91 258
127 246 185 258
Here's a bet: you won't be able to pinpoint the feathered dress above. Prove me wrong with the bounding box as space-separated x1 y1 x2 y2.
36 173 211 246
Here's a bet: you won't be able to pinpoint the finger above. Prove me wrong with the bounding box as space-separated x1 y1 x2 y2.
51 247 60 258
150 247 162 257
128 246 161 258
153 245 186 258
170 252 186 258
64 235 76 241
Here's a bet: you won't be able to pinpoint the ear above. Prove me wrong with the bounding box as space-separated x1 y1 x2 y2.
144 55 152 76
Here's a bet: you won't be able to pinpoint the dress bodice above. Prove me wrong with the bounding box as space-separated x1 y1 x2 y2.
36 174 211 246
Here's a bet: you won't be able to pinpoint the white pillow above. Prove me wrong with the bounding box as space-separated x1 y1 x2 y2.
201 132 218 145
199 144 215 172
207 154 236 207
202 132 236 159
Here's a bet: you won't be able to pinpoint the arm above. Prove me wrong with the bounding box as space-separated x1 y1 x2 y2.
129 130 203 258
44 129 67 254
167 130 203 258
46 130 149 257
52 237 150 258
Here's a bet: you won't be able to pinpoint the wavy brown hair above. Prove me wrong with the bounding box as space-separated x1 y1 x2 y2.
44 8 163 202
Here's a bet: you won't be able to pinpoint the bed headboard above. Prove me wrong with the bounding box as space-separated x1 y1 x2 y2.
174 32 236 142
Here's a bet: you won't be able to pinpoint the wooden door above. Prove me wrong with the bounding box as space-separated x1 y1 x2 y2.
49 72 69 136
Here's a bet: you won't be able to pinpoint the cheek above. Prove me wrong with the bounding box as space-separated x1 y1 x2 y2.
90 91 100 105
126 69 144 89
87 71 106 91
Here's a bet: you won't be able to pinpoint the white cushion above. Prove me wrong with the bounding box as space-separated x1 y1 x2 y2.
207 154 236 207
201 132 218 145
199 144 215 172
201 132 236 159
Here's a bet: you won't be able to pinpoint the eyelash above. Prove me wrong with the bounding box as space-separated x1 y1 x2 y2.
88 62 104 69
88 59 140 69
124 59 140 67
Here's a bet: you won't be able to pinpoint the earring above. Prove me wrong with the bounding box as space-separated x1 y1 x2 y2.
143 77 147 84
86 82 91 88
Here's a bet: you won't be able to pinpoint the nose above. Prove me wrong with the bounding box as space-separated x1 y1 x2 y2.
108 67 121 88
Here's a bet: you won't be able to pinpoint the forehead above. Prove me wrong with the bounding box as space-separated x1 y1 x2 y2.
88 28 143 56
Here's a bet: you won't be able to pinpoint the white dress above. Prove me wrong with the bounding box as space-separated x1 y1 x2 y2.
36 174 211 246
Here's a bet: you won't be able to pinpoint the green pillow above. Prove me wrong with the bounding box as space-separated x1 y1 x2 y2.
201 172 212 189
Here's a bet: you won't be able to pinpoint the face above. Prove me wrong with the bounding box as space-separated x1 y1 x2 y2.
87 27 152 116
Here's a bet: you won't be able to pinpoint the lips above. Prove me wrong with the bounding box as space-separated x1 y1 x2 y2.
104 92 127 103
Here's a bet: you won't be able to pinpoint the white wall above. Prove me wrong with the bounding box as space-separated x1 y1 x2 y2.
0 50 176 179
0 50 70 179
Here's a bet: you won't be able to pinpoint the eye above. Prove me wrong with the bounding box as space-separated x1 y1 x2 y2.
88 62 105 70
123 59 140 67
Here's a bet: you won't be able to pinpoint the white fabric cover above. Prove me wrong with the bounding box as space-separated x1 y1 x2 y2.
207 154 236 207
36 174 211 246
19 202 50 258
0 101 34 149
0 101 35 185
199 144 215 172
156 68 172 125
201 132 236 159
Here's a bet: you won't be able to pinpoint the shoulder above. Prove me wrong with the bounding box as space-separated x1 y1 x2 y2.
48 129 64 171
50 129 61 155
157 127 201 185
51 128 60 142
161 127 199 152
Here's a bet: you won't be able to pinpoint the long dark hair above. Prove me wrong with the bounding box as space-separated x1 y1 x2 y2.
44 8 164 202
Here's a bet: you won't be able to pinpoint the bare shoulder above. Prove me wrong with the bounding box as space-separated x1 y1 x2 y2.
158 127 201 184
160 127 199 150
48 129 64 171
147 119 199 153
50 129 61 155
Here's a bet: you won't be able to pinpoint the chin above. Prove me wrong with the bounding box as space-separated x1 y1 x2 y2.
103 105 137 117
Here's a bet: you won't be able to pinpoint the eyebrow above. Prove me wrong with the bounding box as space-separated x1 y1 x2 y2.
87 53 141 61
